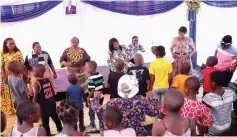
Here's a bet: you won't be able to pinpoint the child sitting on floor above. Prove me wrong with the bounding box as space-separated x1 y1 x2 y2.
56 99 88 136
8 61 28 125
202 70 237 136
67 73 88 132
159 77 213 135
10 100 46 136
103 106 136 136
32 64 62 136
108 59 124 99
127 54 150 97
200 56 218 97
152 88 196 136
85 61 104 132
1 111 6 135
172 62 191 96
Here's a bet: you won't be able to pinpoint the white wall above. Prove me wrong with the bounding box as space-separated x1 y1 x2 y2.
0 2 237 72
0 2 188 68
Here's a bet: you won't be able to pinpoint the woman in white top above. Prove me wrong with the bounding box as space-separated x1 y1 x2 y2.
11 100 46 137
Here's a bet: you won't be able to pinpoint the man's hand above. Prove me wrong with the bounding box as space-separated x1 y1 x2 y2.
94 91 101 98
230 65 236 72
172 53 177 58
66 62 73 67
85 102 89 108
124 58 130 62
53 73 57 79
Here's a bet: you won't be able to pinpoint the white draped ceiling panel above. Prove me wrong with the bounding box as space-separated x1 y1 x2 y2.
0 0 58 6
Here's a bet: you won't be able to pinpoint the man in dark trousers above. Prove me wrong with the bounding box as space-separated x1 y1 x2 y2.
66 0 77 14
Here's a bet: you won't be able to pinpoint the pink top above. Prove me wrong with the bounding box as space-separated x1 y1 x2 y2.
216 48 235 71
103 128 136 136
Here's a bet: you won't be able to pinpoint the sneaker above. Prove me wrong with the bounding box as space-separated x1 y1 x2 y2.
100 128 104 134
85 125 96 132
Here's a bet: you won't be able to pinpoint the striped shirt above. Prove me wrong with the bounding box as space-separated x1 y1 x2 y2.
202 89 237 135
88 72 104 92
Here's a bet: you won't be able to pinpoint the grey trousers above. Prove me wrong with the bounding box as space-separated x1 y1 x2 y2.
152 88 168 105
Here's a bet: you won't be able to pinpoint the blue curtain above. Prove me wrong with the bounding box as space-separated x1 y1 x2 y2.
203 1 237 8
189 9 197 67
82 1 184 15
1 1 62 22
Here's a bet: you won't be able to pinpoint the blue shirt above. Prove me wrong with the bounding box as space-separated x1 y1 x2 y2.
68 85 83 110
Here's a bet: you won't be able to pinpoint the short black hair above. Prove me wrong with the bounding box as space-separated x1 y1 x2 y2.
132 36 138 40
185 76 200 93
104 106 122 126
34 64 46 74
16 100 36 121
164 88 184 113
206 56 218 67
156 45 166 57
114 59 124 71
210 70 225 86
68 73 78 85
87 61 97 71
180 62 191 74
7 61 18 73
32 42 40 49
58 99 79 124
179 26 187 34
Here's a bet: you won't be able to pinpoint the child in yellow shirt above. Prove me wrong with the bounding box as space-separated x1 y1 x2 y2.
172 62 191 96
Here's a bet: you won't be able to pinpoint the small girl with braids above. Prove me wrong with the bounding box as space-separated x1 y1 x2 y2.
55 99 89 136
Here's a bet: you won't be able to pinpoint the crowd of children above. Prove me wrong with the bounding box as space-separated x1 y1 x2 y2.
1 44 237 137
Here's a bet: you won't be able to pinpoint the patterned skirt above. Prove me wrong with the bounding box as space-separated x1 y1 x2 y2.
0 71 16 114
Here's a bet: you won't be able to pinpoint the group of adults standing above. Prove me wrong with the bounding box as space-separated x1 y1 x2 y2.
0 37 91 113
1 26 236 115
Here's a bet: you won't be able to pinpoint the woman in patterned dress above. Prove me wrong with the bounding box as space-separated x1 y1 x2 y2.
0 38 25 114
107 38 131 72
170 26 195 77
60 37 90 91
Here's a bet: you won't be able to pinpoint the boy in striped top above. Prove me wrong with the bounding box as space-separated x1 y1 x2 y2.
85 61 104 132
203 70 237 136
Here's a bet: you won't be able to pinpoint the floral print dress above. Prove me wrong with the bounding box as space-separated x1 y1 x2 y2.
91 95 159 136
171 37 195 76
0 51 24 113
107 45 131 72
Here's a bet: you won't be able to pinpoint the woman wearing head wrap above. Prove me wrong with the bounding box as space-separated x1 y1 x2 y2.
60 37 90 91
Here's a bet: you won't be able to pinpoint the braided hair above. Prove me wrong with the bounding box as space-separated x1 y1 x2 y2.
58 99 79 124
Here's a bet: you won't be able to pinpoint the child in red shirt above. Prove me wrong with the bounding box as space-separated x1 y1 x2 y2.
201 56 218 97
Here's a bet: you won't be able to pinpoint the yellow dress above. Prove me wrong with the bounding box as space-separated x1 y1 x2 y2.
0 51 24 114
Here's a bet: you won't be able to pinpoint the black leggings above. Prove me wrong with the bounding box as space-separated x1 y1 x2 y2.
222 71 234 87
